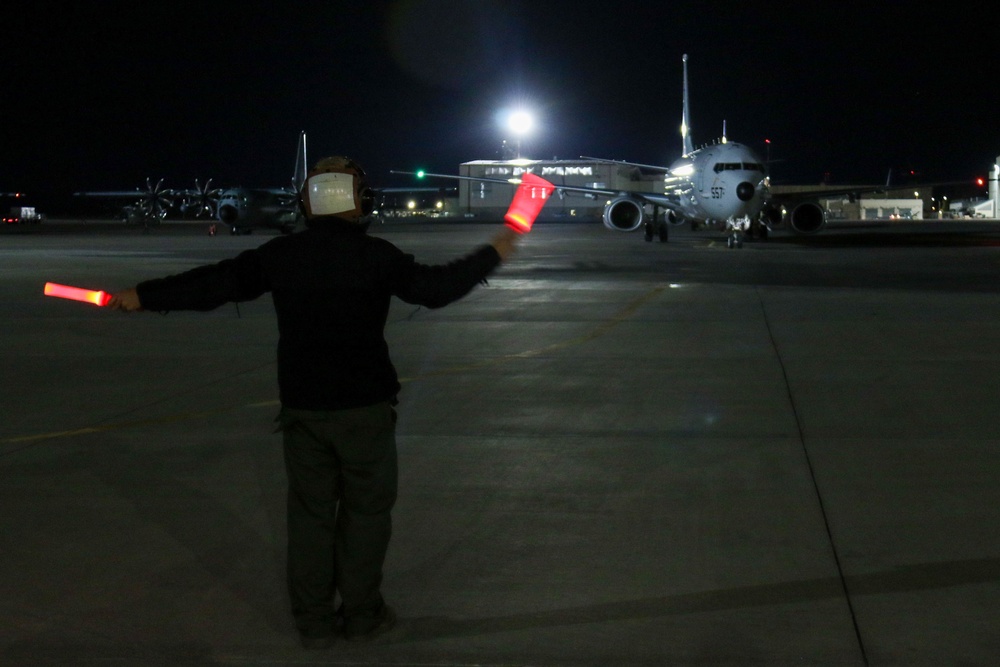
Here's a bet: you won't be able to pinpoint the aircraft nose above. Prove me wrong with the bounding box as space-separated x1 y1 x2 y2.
736 181 755 202
218 205 237 224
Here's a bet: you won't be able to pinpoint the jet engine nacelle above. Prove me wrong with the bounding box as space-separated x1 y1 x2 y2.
788 201 827 234
603 196 645 231
760 205 784 227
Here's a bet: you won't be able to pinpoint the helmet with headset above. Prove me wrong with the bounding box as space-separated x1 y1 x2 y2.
300 156 375 224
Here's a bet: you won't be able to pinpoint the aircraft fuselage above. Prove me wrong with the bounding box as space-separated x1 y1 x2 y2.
217 188 300 233
666 141 768 225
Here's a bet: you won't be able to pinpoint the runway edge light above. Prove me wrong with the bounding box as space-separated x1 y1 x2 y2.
44 282 113 307
504 173 555 234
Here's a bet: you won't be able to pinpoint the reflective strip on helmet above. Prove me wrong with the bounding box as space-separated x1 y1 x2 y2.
307 172 356 216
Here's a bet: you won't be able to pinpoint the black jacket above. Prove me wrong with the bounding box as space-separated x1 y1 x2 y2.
137 220 501 409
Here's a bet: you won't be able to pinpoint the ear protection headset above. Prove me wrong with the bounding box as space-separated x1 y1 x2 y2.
300 156 375 222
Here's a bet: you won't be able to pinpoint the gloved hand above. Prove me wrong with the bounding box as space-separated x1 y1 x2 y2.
490 227 521 262
107 288 143 312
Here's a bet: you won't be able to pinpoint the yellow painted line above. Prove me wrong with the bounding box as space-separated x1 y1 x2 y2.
1 409 222 446
399 284 666 380
3 286 666 447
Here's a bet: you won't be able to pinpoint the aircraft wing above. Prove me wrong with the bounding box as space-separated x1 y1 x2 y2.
579 155 673 173
765 184 889 206
376 186 458 194
73 178 178 222
765 178 970 206
389 170 683 209
760 177 975 236
73 190 156 197
256 187 299 199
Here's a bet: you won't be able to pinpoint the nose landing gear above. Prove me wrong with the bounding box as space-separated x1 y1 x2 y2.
726 216 751 249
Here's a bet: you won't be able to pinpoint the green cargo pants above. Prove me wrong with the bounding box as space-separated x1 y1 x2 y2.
276 402 398 638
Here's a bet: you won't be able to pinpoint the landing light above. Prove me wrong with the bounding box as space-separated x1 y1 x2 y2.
671 164 695 177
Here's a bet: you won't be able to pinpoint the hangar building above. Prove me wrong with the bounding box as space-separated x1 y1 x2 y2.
456 159 660 220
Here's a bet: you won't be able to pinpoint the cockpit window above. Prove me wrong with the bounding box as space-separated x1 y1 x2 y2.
713 162 766 173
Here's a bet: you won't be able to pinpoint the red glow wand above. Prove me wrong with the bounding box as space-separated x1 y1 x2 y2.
504 173 556 234
44 282 113 307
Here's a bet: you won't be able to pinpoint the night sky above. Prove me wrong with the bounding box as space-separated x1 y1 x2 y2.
4 1 996 207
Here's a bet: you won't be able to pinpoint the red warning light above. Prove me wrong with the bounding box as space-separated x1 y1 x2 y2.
44 282 112 307
504 173 556 233
976 177 986 187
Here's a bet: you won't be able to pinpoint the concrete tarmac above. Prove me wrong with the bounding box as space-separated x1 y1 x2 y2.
2 219 1000 665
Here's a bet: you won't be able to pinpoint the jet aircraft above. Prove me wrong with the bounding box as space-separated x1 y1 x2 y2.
395 54 770 246
396 54 939 248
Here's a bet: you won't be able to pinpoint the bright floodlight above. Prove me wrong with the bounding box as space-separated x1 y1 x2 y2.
503 109 535 159
508 110 534 136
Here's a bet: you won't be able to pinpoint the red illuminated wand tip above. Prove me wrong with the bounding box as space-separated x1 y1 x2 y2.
43 282 113 307
504 173 556 234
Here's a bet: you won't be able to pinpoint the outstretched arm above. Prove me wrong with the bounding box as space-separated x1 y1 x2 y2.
108 250 269 314
489 226 521 262
392 227 523 309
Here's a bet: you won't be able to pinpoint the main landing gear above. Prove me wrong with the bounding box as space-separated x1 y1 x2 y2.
644 220 669 243
643 206 669 243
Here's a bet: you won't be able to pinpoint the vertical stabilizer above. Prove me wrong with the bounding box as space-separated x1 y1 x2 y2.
292 131 308 192
681 54 694 157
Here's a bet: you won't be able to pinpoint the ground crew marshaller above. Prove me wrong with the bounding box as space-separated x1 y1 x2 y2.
109 156 522 648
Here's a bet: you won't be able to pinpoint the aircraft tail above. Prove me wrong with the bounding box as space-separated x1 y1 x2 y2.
292 131 308 192
681 54 694 157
